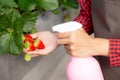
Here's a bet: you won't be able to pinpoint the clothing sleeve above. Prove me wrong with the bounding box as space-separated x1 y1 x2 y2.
109 39 120 67
74 0 120 67
73 0 93 35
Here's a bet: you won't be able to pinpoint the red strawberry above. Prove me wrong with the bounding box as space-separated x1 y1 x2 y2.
22 34 35 62
34 39 45 49
24 40 35 51
24 34 34 43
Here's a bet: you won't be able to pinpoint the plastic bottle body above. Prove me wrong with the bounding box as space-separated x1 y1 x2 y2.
66 56 104 80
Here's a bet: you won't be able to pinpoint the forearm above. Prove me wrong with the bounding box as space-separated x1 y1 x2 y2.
92 38 120 67
92 38 109 57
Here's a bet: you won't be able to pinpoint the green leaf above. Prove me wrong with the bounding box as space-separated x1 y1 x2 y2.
8 33 23 55
0 33 23 55
0 45 5 55
0 32 6 55
0 7 10 16
0 15 11 31
29 27 37 34
14 0 18 4
7 9 21 24
35 0 59 10
22 11 39 33
18 0 36 11
59 0 79 9
0 0 18 7
13 18 24 32
0 9 23 33
0 29 3 36
7 9 24 33
0 33 11 52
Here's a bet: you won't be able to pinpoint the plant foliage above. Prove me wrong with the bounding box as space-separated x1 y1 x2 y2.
0 0 78 55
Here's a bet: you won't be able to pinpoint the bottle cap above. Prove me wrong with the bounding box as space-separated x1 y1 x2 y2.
52 21 82 32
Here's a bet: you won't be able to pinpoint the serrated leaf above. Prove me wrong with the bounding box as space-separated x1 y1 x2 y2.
0 33 11 52
0 7 10 16
0 33 23 55
8 33 23 55
35 0 59 10
22 11 39 33
0 31 6 55
23 21 36 33
0 45 5 55
18 0 36 11
0 0 18 7
59 0 79 9
13 18 24 32
29 27 37 34
0 9 23 33
7 9 21 24
0 15 11 31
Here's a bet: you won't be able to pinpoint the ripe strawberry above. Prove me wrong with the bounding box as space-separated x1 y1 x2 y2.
34 39 45 49
24 34 34 43
22 34 35 62
24 40 35 51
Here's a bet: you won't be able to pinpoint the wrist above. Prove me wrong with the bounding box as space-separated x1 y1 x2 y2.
93 38 109 56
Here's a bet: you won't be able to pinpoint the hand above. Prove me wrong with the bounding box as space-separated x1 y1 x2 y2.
56 28 109 57
23 31 58 57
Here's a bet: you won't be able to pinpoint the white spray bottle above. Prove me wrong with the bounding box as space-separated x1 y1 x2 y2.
52 21 104 80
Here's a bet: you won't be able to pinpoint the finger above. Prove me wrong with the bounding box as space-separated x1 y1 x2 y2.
64 44 70 50
56 32 70 39
27 51 40 55
79 28 85 31
64 44 72 53
30 33 38 39
27 49 48 55
57 38 70 44
23 48 28 53
31 54 41 58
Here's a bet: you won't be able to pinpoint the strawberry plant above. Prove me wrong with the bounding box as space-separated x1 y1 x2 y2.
0 0 78 56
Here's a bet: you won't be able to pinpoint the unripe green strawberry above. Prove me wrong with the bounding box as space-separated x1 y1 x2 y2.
21 34 25 41
24 54 31 62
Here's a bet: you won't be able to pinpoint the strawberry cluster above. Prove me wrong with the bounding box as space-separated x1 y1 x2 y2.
22 34 45 61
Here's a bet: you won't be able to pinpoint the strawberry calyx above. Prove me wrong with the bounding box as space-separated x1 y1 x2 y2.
21 34 25 41
24 40 35 51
